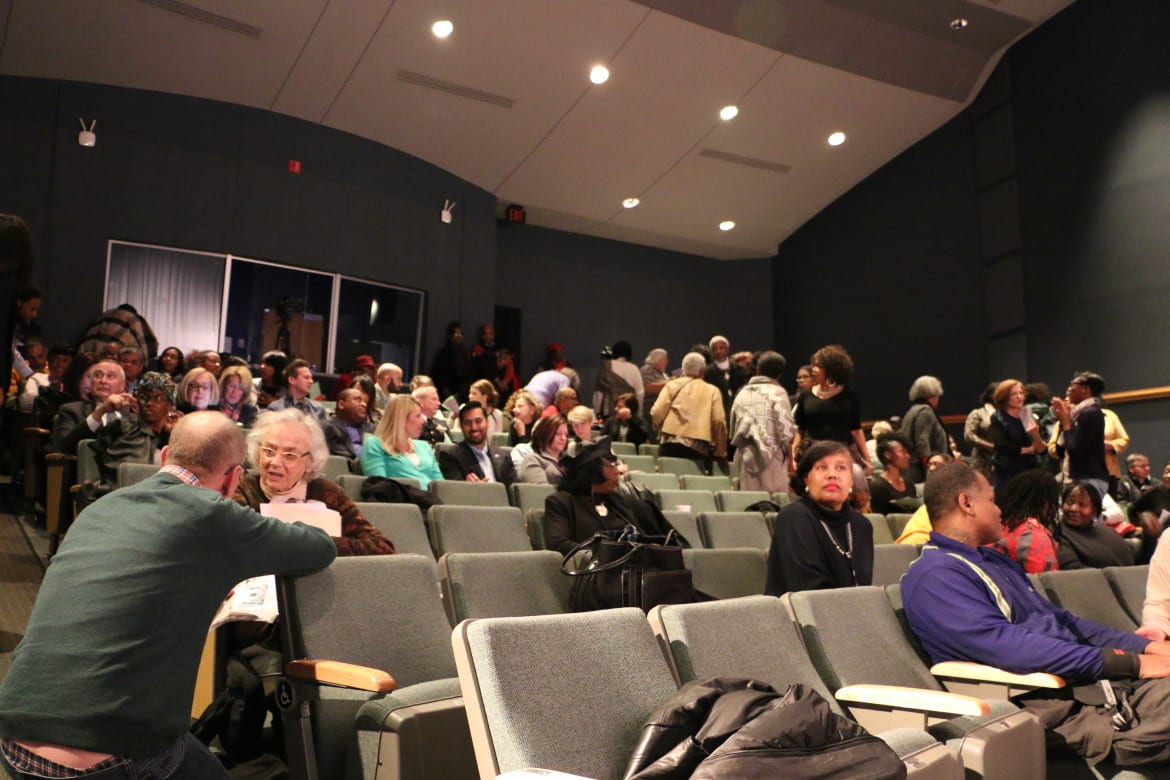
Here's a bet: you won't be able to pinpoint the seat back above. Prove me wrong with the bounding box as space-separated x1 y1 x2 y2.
715 489 772 512
509 482 556 516
116 461 159 489
680 474 732 491
654 488 717 514
525 508 546 550
1102 564 1149 626
336 473 365 500
627 472 679 491
489 432 509 448
452 609 677 780
610 441 637 456
661 510 701 550
788 585 941 693
322 454 350 481
771 491 794 507
430 480 510 507
1038 568 1138 632
886 513 914 539
76 438 101 484
438 550 570 625
621 454 656 473
864 513 896 545
871 544 920 587
696 511 771 550
353 502 434 558
656 456 704 476
427 505 530 556
638 443 660 458
682 548 767 599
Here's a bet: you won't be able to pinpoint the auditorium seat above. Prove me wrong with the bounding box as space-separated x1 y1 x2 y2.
279 554 476 780
682 548 767 599
437 550 569 626
508 482 555 516
429 480 509 507
116 461 159 488
452 608 678 780
337 473 421 501
872 544 920 587
1038 568 1137 632
322 454 350 481
696 511 770 550
886 513 915 539
864 513 896 545
647 596 963 779
654 488 718 514
714 489 772 512
353 501 433 558
620 454 656 472
680 474 732 491
425 505 530 557
638 443 660 458
1103 564 1149 627
524 508 545 550
656 456 704 477
609 441 637 456
626 471 679 491
661 509 701 550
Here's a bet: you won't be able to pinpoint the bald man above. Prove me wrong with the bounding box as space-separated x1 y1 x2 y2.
0 412 336 779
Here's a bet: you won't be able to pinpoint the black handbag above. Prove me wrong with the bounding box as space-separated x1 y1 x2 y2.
561 524 694 612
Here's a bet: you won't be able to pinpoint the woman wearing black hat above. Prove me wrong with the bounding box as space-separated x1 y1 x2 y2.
543 437 650 555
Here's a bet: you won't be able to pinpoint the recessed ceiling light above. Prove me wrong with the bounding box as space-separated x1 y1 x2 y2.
432 20 453 38
622 197 640 209
589 65 610 85
719 105 738 121
950 17 968 30
827 131 846 147
719 221 735 232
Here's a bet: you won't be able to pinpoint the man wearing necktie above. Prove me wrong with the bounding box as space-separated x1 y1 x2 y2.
437 401 516 487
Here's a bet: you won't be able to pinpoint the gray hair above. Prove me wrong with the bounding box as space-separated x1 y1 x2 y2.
1127 452 1150 468
559 367 580 389
681 352 707 377
643 348 667 366
247 408 329 481
708 335 729 350
909 375 944 402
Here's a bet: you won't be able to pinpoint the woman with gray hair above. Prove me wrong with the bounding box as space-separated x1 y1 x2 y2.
640 348 669 430
650 351 727 472
900 374 948 484
233 408 394 555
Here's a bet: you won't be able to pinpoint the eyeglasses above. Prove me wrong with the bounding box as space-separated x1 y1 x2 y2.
258 446 310 464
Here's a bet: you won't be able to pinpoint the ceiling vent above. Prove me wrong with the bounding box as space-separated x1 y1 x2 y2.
699 148 791 174
396 70 515 109
140 0 261 38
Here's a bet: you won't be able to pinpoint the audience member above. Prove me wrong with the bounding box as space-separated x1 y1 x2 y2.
76 303 158 365
1118 452 1162 504
790 364 813 407
266 358 325 420
235 408 392 555
1051 371 1109 500
437 401 516 486
217 364 257 427
729 350 795 494
117 346 145 394
430 321 469 402
765 441 874 595
901 462 1170 767
640 348 669 425
374 362 404 409
525 366 579 409
351 375 381 425
705 335 746 418
987 378 1045 495
1102 405 1130 497
895 454 954 544
51 360 133 454
412 383 450 445
322 387 373 465
176 367 219 413
538 342 569 372
547 385 579 419
565 404 597 453
332 354 376 399
791 344 869 476
12 337 45 406
963 383 997 478
517 414 569 486
651 351 727 473
601 393 650 448
22 341 70 418
1056 481 1135 569
593 340 644 418
198 349 222 378
503 388 541 446
254 350 289 408
361 394 443 488
869 433 919 514
8 284 41 391
493 348 520 408
900 375 948 483
994 469 1061 573
469 323 501 387
0 412 336 779
153 345 184 383
466 378 504 435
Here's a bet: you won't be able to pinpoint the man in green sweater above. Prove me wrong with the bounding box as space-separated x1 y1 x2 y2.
0 411 337 779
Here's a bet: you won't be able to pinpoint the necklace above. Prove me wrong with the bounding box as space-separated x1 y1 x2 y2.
819 518 858 585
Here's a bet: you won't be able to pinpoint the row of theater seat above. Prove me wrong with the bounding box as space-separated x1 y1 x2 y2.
279 553 1160 779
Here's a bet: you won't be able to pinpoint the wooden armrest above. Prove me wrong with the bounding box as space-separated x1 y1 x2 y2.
45 453 77 464
931 661 1065 689
285 659 397 693
836 683 990 718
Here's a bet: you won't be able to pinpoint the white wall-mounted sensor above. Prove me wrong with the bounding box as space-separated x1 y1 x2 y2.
78 118 96 147
441 199 456 224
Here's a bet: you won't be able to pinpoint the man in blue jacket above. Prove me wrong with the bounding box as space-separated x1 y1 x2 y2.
0 412 337 779
903 462 1170 766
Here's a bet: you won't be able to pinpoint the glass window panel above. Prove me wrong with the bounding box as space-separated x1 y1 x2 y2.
224 258 333 370
333 277 424 378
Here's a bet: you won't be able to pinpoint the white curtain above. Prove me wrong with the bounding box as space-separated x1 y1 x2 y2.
106 242 226 355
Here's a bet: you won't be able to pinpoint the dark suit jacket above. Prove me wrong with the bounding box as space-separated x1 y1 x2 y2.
437 441 516 487
51 400 98 454
322 417 373 462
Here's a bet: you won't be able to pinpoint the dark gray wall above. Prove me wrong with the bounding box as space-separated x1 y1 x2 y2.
496 224 773 394
772 0 1170 468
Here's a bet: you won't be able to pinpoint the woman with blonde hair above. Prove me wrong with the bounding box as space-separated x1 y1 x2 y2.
565 404 597 455
177 366 219 413
218 364 257 427
360 393 443 488
465 377 504 435
504 388 541 445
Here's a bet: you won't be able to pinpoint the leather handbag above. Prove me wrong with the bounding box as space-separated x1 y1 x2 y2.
561 524 694 612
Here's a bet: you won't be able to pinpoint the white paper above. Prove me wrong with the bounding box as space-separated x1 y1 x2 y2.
260 501 341 537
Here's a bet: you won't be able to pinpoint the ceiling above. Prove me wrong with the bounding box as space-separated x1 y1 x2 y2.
0 0 1074 259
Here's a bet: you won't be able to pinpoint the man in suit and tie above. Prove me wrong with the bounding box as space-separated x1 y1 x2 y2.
438 401 516 487
322 387 373 468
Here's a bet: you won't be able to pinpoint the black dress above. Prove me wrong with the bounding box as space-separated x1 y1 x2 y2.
765 497 873 595
869 475 918 515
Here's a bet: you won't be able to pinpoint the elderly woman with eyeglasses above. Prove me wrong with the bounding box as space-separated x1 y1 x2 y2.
233 408 394 555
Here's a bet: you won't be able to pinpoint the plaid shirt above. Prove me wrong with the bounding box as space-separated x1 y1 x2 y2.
0 741 123 777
